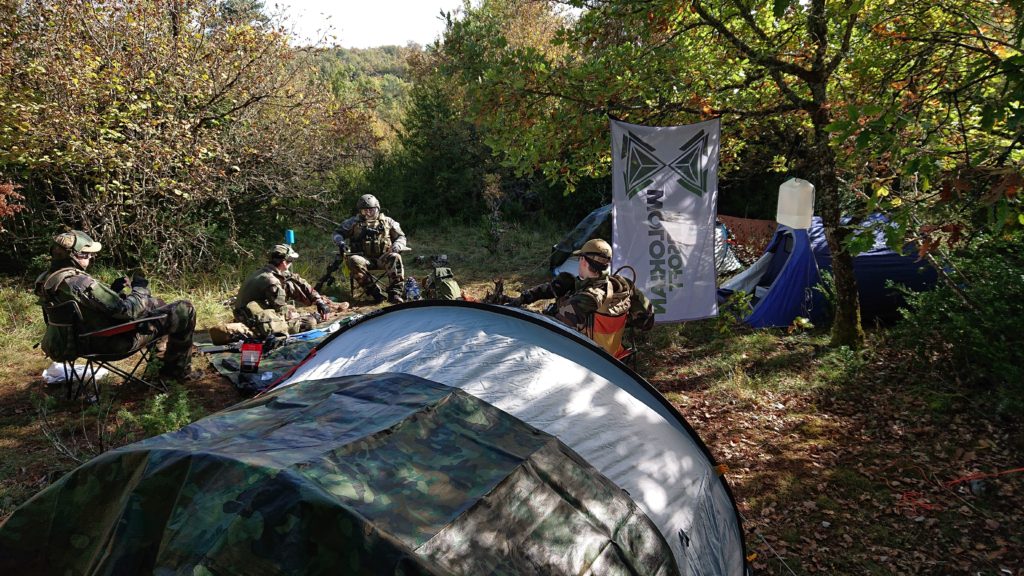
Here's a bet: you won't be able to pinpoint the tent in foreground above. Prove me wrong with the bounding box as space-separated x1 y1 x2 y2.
719 215 938 327
0 302 748 575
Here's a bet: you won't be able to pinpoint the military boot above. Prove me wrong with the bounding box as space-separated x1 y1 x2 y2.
386 283 404 304
365 282 386 304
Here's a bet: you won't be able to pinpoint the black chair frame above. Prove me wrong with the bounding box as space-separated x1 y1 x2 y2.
347 248 411 301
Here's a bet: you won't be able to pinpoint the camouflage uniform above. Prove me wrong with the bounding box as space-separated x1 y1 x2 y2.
334 194 407 303
518 272 622 333
516 238 655 336
34 231 195 380
234 246 326 336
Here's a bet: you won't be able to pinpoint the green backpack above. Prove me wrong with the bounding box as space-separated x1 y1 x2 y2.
424 267 462 300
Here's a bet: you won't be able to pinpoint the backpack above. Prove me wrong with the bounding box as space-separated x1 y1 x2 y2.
35 268 87 361
423 267 462 300
612 266 656 331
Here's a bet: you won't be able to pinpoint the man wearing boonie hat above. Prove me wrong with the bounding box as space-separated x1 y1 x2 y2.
507 238 655 342
233 243 349 337
34 230 198 382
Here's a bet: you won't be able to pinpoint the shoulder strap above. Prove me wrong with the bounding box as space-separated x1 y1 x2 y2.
613 265 637 284
40 267 85 297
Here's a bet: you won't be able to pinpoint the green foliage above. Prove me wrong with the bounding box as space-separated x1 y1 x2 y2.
894 235 1024 411
117 386 201 438
716 289 753 334
0 0 377 275
361 69 490 226
313 46 417 146
816 345 868 386
814 269 837 322
787 316 815 334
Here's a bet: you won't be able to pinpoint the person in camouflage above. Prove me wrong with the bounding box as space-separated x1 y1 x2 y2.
34 230 197 381
509 238 656 338
234 244 344 336
333 194 408 304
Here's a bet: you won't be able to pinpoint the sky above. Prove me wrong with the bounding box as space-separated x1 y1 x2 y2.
273 0 466 48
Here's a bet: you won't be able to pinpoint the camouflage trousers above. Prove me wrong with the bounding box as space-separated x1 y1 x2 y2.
233 302 317 338
347 252 405 295
148 300 196 379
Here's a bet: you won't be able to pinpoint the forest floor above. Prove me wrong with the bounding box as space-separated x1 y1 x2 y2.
1 226 1021 575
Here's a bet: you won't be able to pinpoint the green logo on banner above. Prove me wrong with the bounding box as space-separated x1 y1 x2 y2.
621 129 711 198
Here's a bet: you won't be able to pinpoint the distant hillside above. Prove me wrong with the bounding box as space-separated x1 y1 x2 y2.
313 46 418 144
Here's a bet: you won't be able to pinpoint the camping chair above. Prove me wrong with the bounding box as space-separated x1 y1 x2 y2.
587 312 636 367
349 265 390 300
41 300 167 400
348 247 412 301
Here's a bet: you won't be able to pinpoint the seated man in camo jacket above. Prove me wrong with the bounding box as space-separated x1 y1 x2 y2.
35 230 197 382
233 244 346 337
508 239 656 339
332 194 408 304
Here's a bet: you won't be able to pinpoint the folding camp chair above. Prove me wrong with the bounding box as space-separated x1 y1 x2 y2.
349 266 390 300
587 312 636 367
42 300 167 400
348 247 412 301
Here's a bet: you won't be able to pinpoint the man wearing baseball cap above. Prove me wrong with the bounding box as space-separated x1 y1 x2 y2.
233 243 348 337
507 238 655 345
34 230 197 382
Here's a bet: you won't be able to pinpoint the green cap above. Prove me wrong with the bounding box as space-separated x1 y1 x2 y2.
53 230 102 253
572 238 612 265
268 244 299 262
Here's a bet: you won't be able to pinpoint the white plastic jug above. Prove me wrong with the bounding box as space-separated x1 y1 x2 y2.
777 178 815 229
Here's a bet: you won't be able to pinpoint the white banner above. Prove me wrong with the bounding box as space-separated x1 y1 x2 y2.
611 117 720 322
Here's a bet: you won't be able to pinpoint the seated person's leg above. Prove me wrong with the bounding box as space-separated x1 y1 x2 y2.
380 253 405 302
151 300 196 379
347 254 384 302
288 314 318 334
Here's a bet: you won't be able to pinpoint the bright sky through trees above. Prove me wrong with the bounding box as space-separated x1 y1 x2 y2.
276 0 464 48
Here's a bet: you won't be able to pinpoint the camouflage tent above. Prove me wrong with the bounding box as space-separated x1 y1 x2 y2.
0 301 748 575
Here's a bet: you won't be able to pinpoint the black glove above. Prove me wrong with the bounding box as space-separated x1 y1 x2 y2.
131 276 149 290
110 277 129 293
316 299 330 317
551 273 575 298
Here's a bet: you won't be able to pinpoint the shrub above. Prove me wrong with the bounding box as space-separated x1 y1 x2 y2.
117 386 201 438
894 235 1024 412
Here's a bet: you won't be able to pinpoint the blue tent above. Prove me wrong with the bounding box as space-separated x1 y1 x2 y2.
719 216 937 327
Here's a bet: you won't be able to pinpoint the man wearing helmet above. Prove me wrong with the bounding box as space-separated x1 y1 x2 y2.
233 244 348 337
34 230 197 382
333 194 408 304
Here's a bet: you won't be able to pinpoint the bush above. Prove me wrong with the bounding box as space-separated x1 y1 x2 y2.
117 386 201 438
894 236 1024 411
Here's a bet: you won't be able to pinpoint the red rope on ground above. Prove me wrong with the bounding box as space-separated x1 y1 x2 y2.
897 490 943 512
943 466 1024 488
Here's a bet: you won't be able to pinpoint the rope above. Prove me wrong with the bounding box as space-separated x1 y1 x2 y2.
943 466 1024 489
739 512 799 576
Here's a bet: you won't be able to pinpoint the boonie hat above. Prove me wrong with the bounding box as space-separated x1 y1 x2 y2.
53 230 102 253
268 244 299 262
572 238 612 265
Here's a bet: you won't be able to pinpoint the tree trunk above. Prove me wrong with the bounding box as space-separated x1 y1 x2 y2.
810 120 864 348
808 85 864 348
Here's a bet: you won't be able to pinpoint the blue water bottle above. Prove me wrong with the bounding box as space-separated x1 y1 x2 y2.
284 229 295 245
